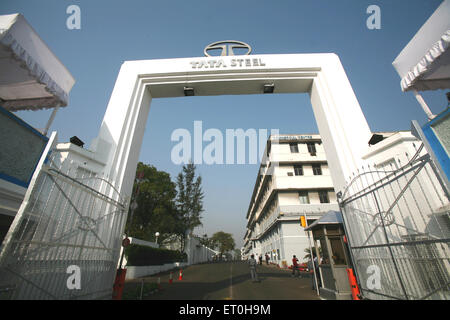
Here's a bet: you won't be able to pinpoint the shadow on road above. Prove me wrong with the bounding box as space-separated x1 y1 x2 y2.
126 262 319 300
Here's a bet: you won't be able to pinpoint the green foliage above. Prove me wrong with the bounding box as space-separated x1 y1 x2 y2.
199 234 214 248
126 162 184 243
125 162 205 252
303 246 322 260
176 162 204 250
125 244 187 266
210 231 235 256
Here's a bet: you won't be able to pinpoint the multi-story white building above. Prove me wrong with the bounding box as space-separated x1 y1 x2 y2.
244 129 449 278
243 134 339 267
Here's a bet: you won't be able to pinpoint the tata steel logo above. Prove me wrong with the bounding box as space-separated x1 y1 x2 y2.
190 41 265 69
204 40 252 57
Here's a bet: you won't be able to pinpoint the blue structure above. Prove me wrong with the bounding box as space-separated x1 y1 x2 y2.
0 105 48 188
421 107 450 180
411 107 450 195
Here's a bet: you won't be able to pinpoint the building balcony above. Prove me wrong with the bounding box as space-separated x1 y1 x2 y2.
277 204 339 217
252 204 339 240
274 175 334 190
271 151 327 163
249 174 335 223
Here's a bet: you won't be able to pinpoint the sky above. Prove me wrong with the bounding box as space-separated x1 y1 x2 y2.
1 0 447 248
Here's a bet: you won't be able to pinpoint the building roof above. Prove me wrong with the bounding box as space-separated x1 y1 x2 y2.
392 1 450 92
0 13 75 111
304 210 343 231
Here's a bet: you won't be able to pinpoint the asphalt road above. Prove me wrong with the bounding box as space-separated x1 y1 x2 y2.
126 261 320 300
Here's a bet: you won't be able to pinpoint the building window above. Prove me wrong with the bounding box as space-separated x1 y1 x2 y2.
289 143 299 153
329 237 347 265
319 191 330 203
312 164 322 175
307 142 316 154
294 165 303 176
299 191 310 204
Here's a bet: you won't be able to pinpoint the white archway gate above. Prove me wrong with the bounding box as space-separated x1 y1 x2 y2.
0 53 374 299
91 53 372 205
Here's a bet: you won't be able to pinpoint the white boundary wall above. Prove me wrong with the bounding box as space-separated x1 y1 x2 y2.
185 234 218 265
125 262 188 280
122 236 217 280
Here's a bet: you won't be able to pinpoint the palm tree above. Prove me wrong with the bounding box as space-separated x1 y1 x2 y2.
303 246 322 260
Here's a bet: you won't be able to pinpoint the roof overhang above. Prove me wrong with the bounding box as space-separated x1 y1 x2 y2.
0 13 75 111
304 210 343 231
392 1 450 92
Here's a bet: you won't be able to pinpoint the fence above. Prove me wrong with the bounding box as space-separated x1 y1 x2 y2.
0 132 127 299
338 142 450 300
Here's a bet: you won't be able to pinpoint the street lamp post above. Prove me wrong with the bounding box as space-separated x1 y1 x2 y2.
155 232 160 246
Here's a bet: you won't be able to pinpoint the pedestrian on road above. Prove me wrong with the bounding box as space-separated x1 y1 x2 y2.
258 255 263 265
248 254 259 282
265 254 270 265
291 255 300 277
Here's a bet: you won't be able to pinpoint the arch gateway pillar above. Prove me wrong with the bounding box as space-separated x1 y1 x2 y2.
89 53 372 208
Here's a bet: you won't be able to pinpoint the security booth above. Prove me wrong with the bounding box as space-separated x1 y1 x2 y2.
305 210 352 300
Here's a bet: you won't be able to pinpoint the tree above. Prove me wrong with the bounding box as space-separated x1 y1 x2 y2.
176 162 204 250
126 162 183 245
232 249 242 261
210 231 235 258
199 234 214 248
303 246 322 260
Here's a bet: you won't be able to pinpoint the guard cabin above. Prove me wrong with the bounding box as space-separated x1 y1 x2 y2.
305 210 352 300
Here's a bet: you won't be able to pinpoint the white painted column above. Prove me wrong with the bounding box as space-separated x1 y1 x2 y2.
90 62 152 203
309 54 372 192
413 90 435 120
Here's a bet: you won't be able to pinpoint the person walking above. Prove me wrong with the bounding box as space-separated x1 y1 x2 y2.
292 255 300 277
248 254 259 282
265 253 270 265
258 254 263 265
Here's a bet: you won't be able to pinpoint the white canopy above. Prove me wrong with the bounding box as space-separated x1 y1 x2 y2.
392 0 450 92
0 13 75 111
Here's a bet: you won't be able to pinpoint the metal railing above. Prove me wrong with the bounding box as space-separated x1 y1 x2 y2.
338 143 450 300
0 133 127 299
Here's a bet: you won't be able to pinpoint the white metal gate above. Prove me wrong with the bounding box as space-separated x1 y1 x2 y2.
338 142 450 300
0 133 127 299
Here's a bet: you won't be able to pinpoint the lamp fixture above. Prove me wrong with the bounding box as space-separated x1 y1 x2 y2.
368 134 384 146
184 87 195 96
263 83 274 94
70 136 84 148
